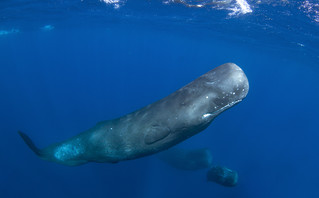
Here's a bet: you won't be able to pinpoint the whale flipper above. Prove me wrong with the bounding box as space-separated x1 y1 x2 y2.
144 125 171 145
18 131 42 157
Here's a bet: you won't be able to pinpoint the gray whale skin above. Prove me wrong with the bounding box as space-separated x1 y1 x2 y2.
19 63 249 166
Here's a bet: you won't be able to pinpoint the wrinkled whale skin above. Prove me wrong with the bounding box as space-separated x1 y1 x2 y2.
19 63 249 166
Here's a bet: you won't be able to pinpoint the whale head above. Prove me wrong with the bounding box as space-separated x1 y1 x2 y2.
201 62 249 118
143 63 249 149
169 63 249 134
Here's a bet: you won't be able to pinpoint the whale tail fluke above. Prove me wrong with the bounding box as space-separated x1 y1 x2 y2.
18 131 42 157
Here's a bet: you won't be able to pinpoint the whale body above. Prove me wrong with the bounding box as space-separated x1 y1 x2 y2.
19 63 249 166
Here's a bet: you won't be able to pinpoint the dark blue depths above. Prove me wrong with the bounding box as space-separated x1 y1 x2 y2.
1 11 319 198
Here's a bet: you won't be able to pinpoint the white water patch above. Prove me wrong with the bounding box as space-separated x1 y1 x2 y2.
0 29 19 36
40 25 54 31
299 0 319 23
98 0 253 16
100 0 124 9
164 0 252 16
228 0 253 16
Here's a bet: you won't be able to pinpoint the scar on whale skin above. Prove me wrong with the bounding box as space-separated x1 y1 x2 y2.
18 63 249 166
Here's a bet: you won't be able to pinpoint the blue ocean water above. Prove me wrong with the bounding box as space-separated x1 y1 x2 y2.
1 0 319 197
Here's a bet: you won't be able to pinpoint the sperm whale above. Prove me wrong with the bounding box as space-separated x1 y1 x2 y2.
19 63 249 166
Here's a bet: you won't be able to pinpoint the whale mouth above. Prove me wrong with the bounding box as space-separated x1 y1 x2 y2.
212 98 243 115
202 98 243 119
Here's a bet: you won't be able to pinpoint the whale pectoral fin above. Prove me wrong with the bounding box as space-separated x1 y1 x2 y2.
144 125 171 145
18 131 42 157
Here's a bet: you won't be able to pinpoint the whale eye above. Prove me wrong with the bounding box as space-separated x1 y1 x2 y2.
144 125 171 145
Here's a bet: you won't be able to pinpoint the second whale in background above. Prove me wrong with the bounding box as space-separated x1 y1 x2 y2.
158 147 213 170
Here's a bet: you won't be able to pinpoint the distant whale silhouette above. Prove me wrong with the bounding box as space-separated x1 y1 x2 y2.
157 147 213 170
157 147 239 187
19 63 249 166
